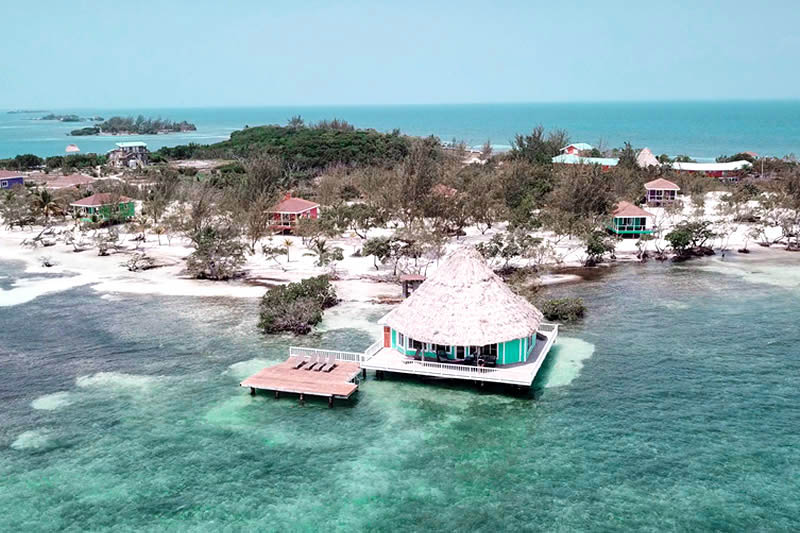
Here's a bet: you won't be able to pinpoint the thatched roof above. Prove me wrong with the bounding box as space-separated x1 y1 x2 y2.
379 247 544 346
636 147 659 168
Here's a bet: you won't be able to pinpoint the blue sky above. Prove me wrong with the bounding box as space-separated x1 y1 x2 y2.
2 0 799 108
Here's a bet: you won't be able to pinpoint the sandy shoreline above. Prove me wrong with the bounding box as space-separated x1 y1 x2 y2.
0 191 792 307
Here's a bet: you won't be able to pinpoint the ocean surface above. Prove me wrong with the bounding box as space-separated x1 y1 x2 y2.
2 101 800 160
1 252 799 531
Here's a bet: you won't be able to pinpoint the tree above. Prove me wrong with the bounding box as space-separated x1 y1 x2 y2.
258 275 338 334
543 165 615 237
509 125 569 165
362 236 393 270
1 186 34 229
287 115 305 128
665 221 717 257
480 139 493 160
583 230 615 266
617 142 637 170
31 188 61 224
283 239 294 262
307 238 344 267
186 222 248 280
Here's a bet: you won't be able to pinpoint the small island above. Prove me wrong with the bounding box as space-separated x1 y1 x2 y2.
41 114 84 122
70 116 197 136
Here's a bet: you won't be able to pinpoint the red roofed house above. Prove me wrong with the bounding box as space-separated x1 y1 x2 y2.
644 178 680 206
608 201 655 237
268 193 320 233
70 193 136 223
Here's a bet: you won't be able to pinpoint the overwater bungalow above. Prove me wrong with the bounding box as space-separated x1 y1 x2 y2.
644 178 680 206
608 201 655 237
363 247 559 386
241 248 560 403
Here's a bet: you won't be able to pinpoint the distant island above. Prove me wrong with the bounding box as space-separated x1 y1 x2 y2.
7 109 49 114
38 114 104 122
69 116 197 136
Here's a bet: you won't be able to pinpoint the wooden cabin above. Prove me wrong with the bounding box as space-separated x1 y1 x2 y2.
609 201 655 238
70 193 136 223
644 178 680 206
268 193 320 233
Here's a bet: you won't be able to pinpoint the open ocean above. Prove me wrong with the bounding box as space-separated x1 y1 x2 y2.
2 100 800 160
1 251 799 531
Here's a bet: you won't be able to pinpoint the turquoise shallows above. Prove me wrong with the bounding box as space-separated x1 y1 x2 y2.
2 252 800 530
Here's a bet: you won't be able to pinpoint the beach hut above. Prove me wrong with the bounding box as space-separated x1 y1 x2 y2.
644 178 680 206
608 201 655 237
377 248 549 366
636 147 660 168
268 193 320 233
0 170 25 190
70 193 136 223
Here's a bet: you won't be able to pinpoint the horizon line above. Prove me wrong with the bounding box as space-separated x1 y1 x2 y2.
4 97 800 112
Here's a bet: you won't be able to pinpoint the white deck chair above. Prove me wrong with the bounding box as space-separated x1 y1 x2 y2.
294 353 312 369
304 353 322 371
321 352 338 372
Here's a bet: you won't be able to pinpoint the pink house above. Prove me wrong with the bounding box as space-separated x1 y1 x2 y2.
268 193 320 233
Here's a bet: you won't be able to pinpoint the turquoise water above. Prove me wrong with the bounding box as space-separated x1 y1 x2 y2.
1 253 799 531
2 101 800 159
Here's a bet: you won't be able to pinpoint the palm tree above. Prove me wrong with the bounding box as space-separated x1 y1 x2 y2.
283 238 293 262
32 189 61 224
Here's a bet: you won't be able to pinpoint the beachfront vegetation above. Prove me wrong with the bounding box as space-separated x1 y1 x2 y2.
258 275 338 334
541 298 586 323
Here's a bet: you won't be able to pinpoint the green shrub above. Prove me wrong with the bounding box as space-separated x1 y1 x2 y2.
258 275 338 334
541 298 586 323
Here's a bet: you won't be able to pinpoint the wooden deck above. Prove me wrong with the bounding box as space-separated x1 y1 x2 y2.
241 356 362 401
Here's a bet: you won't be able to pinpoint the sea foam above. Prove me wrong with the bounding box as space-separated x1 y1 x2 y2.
542 337 595 388
31 391 72 411
10 429 52 450
0 275 93 307
76 372 160 389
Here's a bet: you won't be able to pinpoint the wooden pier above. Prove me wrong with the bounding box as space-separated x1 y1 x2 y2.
241 350 363 407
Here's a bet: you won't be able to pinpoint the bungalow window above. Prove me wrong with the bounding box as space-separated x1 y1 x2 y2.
0 181 7 188
410 339 423 350
398 333 405 348
456 346 465 358
479 344 498 357
434 344 450 354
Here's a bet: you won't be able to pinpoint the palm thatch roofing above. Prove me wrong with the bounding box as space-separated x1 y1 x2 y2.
379 247 544 346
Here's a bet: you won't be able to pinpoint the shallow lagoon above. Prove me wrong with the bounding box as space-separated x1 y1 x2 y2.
1 254 799 531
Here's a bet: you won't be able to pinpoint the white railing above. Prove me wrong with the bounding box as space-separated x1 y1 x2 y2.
289 346 365 363
538 322 559 333
364 340 382 360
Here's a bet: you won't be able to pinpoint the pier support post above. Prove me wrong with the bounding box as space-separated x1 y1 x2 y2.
328 397 334 408
299 393 304 405
362 368 366 379
249 387 255 396
275 391 280 399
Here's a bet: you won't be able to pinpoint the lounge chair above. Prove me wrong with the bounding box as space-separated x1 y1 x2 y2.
304 353 322 371
323 352 338 373
294 354 312 369
315 352 332 372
